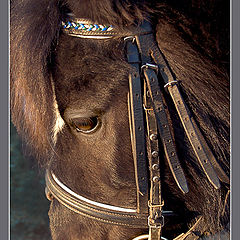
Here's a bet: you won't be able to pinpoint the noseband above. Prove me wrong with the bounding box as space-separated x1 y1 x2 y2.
45 18 229 240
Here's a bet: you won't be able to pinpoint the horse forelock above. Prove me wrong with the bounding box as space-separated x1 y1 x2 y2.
10 0 63 163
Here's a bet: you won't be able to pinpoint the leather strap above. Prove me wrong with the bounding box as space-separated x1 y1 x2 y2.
173 216 207 240
142 65 189 194
144 82 163 240
126 39 149 214
136 21 229 188
45 170 174 228
149 31 229 187
45 170 148 227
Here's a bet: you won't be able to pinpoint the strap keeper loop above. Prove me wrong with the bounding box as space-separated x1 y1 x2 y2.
148 200 165 208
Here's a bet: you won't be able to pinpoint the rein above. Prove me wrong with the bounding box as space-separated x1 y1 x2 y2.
45 18 229 240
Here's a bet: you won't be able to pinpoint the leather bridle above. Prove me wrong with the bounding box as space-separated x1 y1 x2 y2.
45 18 229 240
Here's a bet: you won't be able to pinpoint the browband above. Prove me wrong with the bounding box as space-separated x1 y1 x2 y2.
62 18 153 39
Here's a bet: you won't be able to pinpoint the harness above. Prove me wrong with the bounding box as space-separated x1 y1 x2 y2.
45 18 229 240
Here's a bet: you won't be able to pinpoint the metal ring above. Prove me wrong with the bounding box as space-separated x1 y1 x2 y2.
124 36 135 42
164 80 179 89
143 104 154 111
45 187 54 201
141 63 159 71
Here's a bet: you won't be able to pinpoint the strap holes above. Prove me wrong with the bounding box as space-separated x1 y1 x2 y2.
134 73 138 78
163 124 167 128
139 152 143 156
138 126 142 131
156 91 160 95
185 117 189 121
177 100 181 105
191 132 195 136
168 139 172 143
150 134 158 140
175 166 180 170
152 151 159 158
197 146 201 150
158 107 162 111
153 176 160 182
204 160 208 163
147 91 151 97
136 93 139 99
152 164 159 170
171 152 175 156
151 78 155 82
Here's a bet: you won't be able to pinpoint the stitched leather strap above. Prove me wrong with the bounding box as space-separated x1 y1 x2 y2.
45 170 148 227
126 38 149 214
136 21 229 188
142 65 189 194
144 82 163 240
173 216 207 240
45 170 175 228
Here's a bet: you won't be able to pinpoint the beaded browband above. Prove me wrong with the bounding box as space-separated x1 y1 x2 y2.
62 18 152 39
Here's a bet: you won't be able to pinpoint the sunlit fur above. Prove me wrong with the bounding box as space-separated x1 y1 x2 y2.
51 77 65 144
10 0 230 239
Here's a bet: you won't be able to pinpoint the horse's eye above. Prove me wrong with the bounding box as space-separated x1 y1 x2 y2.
71 117 99 133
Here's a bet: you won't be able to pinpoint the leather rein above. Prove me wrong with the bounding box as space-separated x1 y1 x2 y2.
45 19 229 240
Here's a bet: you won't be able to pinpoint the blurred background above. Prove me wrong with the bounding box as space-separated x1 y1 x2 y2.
10 123 51 240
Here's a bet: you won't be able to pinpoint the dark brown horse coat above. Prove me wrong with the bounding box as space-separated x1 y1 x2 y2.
11 0 230 239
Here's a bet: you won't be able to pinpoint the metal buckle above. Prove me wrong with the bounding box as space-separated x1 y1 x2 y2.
141 63 159 72
148 200 165 228
143 104 154 111
124 36 136 43
148 215 165 228
164 80 179 89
